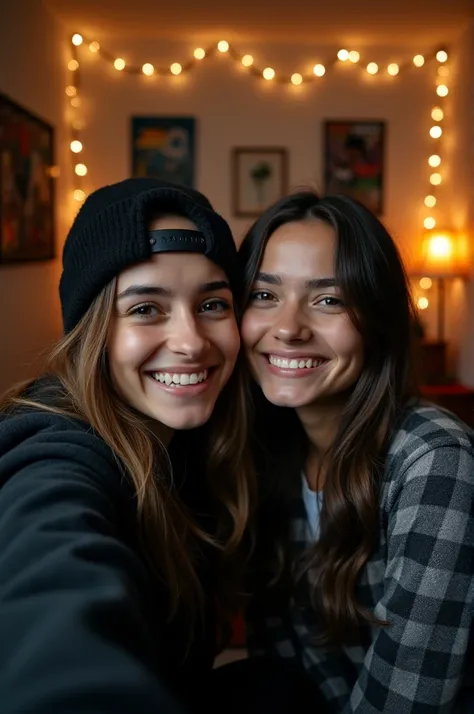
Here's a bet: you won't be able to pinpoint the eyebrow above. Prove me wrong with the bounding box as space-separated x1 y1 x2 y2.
116 280 231 301
255 272 336 289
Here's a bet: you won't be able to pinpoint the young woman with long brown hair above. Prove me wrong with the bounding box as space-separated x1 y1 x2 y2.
0 178 255 714
239 191 474 713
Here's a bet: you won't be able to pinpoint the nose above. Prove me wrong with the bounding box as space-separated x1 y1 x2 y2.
166 311 210 359
273 301 312 343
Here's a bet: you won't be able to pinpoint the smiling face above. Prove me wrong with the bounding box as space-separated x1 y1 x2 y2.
107 215 240 432
241 218 364 412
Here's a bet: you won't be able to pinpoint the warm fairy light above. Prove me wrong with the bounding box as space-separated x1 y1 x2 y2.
263 67 275 80
417 297 429 310
70 97 80 107
72 34 83 46
75 163 87 176
114 58 126 71
142 63 154 76
387 63 399 76
413 54 425 67
194 48 205 60
424 195 437 208
291 73 303 85
337 49 349 61
89 41 100 53
68 59 79 71
170 63 182 75
70 140 83 153
349 51 360 63
313 64 326 76
428 154 441 167
436 50 448 63
217 41 229 53
73 189 86 202
65 85 77 97
242 54 254 67
366 62 378 74
419 277 433 289
430 173 442 185
431 107 444 121
436 84 448 97
430 126 442 138
424 217 436 230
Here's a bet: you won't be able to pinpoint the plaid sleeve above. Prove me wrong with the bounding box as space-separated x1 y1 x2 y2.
346 444 474 714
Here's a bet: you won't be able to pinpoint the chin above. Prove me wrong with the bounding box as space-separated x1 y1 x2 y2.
154 407 215 431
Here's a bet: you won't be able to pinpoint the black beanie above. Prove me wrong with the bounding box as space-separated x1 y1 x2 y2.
59 177 238 333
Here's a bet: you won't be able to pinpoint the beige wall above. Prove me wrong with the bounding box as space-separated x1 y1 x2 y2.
0 1 68 395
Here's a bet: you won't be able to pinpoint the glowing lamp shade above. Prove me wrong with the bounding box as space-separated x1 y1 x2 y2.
417 230 470 278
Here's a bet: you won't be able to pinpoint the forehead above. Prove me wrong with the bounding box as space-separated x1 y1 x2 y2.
260 219 336 277
116 252 227 292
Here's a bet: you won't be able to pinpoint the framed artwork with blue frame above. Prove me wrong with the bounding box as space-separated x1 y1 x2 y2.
131 116 195 188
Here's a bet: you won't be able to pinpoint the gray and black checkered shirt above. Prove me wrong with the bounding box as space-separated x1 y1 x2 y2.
247 403 474 713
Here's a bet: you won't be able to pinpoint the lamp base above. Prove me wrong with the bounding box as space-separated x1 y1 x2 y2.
416 339 448 385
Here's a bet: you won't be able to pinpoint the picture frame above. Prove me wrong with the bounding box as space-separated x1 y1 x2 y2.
131 116 195 188
0 92 55 264
232 147 289 218
323 120 385 215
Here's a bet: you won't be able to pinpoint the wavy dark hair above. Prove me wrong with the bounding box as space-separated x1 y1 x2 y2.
239 191 418 646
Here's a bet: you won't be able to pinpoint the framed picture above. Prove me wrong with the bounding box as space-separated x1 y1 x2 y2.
0 92 55 263
131 116 195 187
232 147 289 218
323 120 385 215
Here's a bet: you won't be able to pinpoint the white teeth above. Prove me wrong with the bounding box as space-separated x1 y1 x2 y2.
268 355 324 370
151 369 208 386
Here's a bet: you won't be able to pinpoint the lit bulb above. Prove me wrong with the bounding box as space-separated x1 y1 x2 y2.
424 216 436 230
413 54 424 67
429 235 452 258
68 59 79 71
217 40 229 53
73 189 86 202
89 41 100 53
417 297 429 310
430 173 442 185
436 84 448 97
428 154 441 167
366 62 378 74
430 126 442 138
438 66 449 77
431 107 444 121
75 163 87 176
241 54 254 67
419 277 433 290
70 140 83 153
70 97 80 107
170 63 182 75
387 63 399 76
65 85 77 97
291 73 303 85
436 50 448 63
114 58 126 71
424 195 437 208
72 33 83 46
263 67 275 80
313 64 326 76
194 48 205 60
142 63 154 76
337 49 349 61
349 51 360 63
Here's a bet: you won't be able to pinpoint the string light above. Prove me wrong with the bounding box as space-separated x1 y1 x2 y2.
417 297 429 310
66 35 451 219
419 277 433 289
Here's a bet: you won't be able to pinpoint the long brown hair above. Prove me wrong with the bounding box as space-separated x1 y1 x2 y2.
2 279 255 629
239 191 418 646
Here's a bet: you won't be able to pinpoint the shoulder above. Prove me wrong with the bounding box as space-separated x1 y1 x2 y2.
382 401 474 506
0 396 122 496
